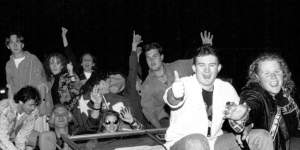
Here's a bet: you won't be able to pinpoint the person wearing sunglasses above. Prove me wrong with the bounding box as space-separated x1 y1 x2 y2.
99 109 143 133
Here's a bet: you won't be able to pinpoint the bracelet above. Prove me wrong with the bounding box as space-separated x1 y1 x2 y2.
91 103 101 110
130 120 136 126
91 106 101 110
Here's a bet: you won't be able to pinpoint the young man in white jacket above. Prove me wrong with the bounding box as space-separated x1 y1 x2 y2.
163 46 274 150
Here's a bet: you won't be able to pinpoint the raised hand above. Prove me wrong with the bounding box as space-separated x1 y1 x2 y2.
171 70 185 99
224 102 249 121
132 30 143 52
200 30 213 45
119 107 134 124
61 27 68 36
90 83 105 106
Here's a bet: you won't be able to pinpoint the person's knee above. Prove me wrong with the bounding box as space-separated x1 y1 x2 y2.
248 129 273 150
251 129 272 140
182 134 210 150
39 131 57 150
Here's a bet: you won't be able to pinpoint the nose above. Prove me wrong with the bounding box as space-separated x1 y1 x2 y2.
204 65 210 73
270 73 277 80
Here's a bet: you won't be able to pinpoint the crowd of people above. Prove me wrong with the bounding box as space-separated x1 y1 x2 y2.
0 28 299 150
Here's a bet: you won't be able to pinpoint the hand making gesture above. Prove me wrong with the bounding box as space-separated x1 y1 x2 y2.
200 30 214 45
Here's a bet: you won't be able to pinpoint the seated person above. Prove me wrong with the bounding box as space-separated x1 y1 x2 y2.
86 109 143 150
39 104 72 150
239 53 300 150
99 109 143 133
70 75 107 135
0 86 41 150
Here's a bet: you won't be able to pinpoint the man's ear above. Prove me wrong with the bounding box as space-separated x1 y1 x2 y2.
21 43 24 49
217 64 222 73
161 54 164 61
192 65 196 73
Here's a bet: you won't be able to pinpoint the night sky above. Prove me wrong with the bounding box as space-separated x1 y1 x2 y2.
0 0 299 92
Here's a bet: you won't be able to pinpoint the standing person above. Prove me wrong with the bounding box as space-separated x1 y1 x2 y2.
239 53 300 150
44 53 80 110
5 33 50 132
5 33 47 97
0 86 41 150
163 46 273 150
141 31 213 128
61 27 101 86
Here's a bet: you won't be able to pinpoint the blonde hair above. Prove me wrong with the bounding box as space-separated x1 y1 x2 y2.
247 53 294 96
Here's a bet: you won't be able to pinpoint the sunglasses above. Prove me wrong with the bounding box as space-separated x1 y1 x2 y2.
104 120 119 125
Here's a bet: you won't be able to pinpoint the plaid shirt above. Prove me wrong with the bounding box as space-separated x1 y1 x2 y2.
228 107 251 134
0 99 39 150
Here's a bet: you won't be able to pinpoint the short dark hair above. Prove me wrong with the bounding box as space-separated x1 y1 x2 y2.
143 42 163 55
193 45 220 64
79 72 107 96
13 86 41 105
5 32 24 46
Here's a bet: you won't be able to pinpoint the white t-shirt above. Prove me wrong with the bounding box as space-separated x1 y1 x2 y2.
163 75 240 150
84 71 92 79
14 56 25 68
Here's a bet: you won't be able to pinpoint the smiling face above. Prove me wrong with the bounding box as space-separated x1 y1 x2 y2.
145 49 164 71
53 106 69 128
256 59 283 96
103 114 119 133
81 54 95 72
192 55 221 91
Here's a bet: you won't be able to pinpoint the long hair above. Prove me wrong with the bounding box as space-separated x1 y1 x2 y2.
44 53 68 81
247 53 295 96
98 110 120 132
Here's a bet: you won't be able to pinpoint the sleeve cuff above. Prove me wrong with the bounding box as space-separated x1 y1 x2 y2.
163 87 185 109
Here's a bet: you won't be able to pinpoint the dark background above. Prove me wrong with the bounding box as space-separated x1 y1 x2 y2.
0 0 299 93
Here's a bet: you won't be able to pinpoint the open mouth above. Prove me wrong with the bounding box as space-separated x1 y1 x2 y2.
203 74 211 79
269 81 279 87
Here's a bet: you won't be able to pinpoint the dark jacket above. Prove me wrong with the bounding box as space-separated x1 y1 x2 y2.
240 82 298 150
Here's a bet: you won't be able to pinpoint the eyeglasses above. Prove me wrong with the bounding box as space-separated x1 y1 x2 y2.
104 120 119 125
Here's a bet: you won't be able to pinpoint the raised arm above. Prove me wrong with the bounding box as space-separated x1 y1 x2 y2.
61 27 79 74
200 30 214 46
61 27 69 48
126 31 143 96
